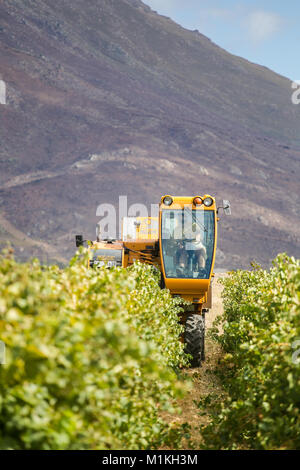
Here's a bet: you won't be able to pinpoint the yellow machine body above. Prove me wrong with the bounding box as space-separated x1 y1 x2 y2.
88 196 217 314
80 195 222 366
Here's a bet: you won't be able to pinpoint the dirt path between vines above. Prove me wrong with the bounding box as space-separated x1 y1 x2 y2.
164 273 227 448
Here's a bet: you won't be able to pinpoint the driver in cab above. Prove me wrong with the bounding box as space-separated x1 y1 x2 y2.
171 220 207 276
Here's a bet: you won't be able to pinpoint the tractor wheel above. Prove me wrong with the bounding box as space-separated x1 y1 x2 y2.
201 312 206 361
184 314 205 367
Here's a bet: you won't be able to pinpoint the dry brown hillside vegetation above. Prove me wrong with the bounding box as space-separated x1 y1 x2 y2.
0 0 299 267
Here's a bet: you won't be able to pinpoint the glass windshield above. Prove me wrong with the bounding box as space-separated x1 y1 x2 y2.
161 209 215 279
90 249 122 268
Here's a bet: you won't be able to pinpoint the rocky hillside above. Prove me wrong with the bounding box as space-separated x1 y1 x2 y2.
0 0 299 267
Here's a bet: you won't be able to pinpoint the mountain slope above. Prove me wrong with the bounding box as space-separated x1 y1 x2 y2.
0 0 299 266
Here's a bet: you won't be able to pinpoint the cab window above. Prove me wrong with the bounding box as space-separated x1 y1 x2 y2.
161 209 215 279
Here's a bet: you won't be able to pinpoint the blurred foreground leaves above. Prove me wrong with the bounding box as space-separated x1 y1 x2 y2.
200 254 300 449
0 249 190 449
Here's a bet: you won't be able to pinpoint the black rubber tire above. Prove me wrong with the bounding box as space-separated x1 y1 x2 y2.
159 274 165 289
201 312 206 361
184 314 205 367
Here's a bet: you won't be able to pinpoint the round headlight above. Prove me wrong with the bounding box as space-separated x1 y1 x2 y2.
193 197 202 205
163 196 173 206
203 197 213 207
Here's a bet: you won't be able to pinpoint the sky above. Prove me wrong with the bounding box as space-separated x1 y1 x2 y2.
143 0 299 80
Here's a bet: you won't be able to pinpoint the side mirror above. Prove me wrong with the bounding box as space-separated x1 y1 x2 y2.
222 200 231 216
75 235 84 247
217 200 231 215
